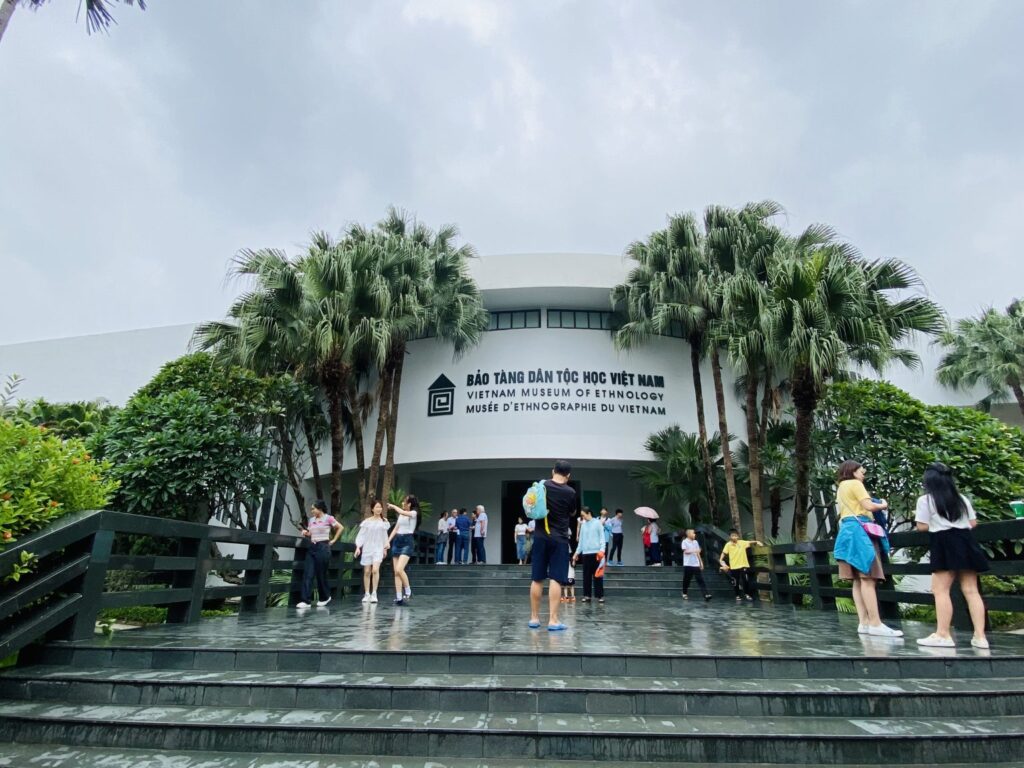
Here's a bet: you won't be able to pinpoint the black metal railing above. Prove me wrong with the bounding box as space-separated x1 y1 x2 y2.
0 510 435 660
760 519 1024 629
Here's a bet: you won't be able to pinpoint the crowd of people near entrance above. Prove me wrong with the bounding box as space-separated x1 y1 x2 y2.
295 456 992 649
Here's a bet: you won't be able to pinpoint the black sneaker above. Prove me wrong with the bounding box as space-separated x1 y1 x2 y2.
704 594 713 601
393 598 406 606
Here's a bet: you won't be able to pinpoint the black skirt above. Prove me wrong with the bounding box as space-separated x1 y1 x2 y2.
929 528 990 573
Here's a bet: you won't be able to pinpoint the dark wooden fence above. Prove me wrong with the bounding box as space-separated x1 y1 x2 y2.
0 510 436 660
760 519 1024 629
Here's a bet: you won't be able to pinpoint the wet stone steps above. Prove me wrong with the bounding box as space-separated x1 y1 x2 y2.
0 700 1021 764
1 666 1021 718
2 745 1019 768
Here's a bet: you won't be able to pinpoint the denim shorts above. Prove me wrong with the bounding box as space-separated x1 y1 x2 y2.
391 533 415 558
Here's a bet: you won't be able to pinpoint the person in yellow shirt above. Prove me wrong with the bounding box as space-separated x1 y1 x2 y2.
719 529 763 601
833 460 902 638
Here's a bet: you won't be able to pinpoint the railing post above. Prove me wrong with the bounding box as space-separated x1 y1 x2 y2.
810 549 836 611
168 535 210 624
241 540 273 613
877 548 900 623
768 549 786 604
68 528 114 641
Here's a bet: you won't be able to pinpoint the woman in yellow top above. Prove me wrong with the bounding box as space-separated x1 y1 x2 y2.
834 460 902 638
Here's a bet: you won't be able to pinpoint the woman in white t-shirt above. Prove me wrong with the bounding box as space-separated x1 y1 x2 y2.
913 462 990 649
436 511 449 565
514 516 528 565
355 500 390 604
387 495 419 605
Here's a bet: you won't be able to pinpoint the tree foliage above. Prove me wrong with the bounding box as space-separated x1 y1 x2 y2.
815 380 1024 526
0 417 117 545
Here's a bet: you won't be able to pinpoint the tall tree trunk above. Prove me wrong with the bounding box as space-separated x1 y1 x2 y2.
1012 382 1024 420
346 379 368 514
745 373 765 542
689 340 717 524
276 418 306 520
0 0 18 47
791 368 817 542
302 418 325 502
323 365 346 517
759 368 773 450
366 365 393 503
381 344 406 504
710 347 741 532
770 486 782 538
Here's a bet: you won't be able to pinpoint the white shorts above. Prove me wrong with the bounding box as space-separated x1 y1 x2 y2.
360 550 385 567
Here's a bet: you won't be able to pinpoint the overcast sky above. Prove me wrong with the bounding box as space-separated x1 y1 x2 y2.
1 0 1022 347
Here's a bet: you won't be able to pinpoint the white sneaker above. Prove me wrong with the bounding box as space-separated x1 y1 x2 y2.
857 624 870 635
971 637 990 649
370 593 378 603
316 597 332 608
361 594 371 604
916 633 954 647
296 602 311 609
867 623 904 637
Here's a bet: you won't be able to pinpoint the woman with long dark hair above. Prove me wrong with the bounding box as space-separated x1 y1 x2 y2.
832 460 902 637
387 495 419 605
355 499 390 604
914 462 990 648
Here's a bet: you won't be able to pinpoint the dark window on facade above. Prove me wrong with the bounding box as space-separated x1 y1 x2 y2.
487 309 540 331
547 308 614 330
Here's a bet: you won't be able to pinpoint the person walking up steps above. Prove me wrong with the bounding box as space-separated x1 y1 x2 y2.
681 528 712 601
435 511 449 565
833 460 902 637
387 495 419 605
573 506 606 603
914 462 990 649
446 509 457 564
719 529 763 601
355 500 390 603
514 516 528 565
297 500 343 609
526 460 576 631
609 509 624 565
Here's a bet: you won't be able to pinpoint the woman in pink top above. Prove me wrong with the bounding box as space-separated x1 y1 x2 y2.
297 500 343 609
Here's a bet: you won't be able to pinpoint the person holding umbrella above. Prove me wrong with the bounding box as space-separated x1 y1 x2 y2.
635 507 660 566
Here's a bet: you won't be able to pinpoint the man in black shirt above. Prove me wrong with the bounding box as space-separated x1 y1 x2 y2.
529 459 576 631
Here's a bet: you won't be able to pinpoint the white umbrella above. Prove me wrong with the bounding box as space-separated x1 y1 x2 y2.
633 506 659 520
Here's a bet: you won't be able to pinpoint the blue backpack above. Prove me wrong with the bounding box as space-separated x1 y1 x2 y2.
523 479 550 534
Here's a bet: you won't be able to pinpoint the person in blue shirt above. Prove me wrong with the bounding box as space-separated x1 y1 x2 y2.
454 507 472 564
573 506 608 603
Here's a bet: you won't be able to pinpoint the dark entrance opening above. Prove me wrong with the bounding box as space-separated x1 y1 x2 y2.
500 479 582 565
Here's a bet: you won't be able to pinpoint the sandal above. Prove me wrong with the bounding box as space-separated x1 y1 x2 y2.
528 620 541 629
547 623 568 632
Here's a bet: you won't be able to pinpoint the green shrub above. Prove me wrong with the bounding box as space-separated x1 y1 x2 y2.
0 417 118 546
97 605 239 626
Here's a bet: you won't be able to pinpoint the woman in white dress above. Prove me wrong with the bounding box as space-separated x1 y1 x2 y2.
355 500 390 603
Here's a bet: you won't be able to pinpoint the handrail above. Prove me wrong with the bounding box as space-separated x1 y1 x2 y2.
759 518 1024 629
0 510 437 661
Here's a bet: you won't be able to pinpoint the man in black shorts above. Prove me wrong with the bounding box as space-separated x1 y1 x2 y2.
529 459 576 631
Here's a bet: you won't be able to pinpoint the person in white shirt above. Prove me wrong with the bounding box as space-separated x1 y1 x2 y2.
609 509 625 565
514 516 529 565
435 511 449 564
913 462 990 649
648 520 662 566
680 528 712 601
355 500 390 603
474 505 488 564
446 510 457 564
387 495 419 605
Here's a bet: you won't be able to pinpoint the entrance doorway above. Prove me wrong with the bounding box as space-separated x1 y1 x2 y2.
500 479 582 564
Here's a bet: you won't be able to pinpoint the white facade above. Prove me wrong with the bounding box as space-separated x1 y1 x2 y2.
0 253 993 563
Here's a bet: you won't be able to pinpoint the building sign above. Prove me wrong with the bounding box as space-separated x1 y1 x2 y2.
450 367 668 417
427 374 456 417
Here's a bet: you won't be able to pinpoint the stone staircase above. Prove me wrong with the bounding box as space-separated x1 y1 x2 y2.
404 563 743 600
1 605 1023 766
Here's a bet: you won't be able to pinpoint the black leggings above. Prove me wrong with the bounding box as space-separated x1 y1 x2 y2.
581 553 604 598
609 533 623 561
301 542 330 603
682 566 708 596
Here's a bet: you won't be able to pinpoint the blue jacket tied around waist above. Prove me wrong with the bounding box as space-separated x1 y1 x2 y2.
834 516 890 575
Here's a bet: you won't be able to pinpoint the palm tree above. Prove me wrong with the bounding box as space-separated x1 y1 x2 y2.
768 230 944 540
936 301 1024 419
612 215 719 519
1 0 144 45
630 426 730 526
